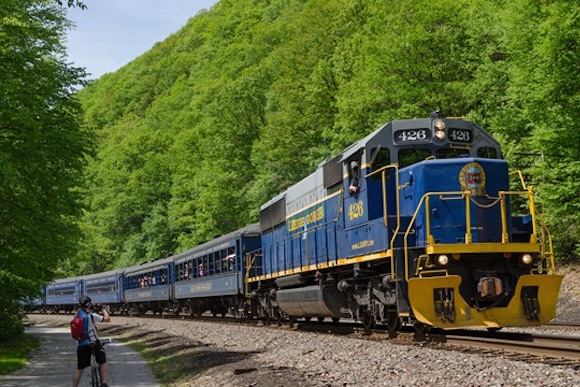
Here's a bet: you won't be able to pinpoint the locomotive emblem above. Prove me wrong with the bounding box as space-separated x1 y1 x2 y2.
459 162 486 195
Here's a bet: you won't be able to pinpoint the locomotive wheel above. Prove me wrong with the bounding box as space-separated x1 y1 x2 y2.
363 312 375 335
331 317 340 324
413 321 431 335
304 316 311 322
317 317 325 322
387 311 402 333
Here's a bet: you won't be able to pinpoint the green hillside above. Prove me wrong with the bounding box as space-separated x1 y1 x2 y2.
76 0 579 272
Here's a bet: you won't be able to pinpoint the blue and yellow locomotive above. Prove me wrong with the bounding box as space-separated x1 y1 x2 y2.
247 112 563 331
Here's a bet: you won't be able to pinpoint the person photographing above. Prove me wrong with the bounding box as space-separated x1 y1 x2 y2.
71 296 111 387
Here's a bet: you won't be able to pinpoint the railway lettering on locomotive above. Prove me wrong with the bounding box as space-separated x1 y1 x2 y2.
41 112 563 334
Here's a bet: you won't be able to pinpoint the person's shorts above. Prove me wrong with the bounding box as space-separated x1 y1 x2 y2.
77 341 106 369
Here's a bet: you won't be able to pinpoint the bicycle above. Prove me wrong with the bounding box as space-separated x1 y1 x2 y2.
88 339 110 387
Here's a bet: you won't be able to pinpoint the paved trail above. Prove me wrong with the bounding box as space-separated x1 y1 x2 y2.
0 324 159 387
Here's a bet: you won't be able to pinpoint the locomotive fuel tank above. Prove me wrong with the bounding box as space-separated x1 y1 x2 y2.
276 285 349 318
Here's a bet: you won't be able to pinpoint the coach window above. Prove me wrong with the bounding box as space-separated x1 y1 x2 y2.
223 248 235 271
199 257 207 277
398 148 432 168
207 255 212 275
477 147 498 159
57 286 75 296
211 252 218 275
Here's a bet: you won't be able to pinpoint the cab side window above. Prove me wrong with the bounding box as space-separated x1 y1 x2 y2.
398 148 431 168
370 147 391 180
348 160 360 194
477 147 498 159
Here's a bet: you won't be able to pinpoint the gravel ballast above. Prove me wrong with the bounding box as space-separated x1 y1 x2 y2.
26 265 580 386
28 314 579 387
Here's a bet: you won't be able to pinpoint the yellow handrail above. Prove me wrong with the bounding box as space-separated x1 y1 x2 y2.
366 164 400 280
403 191 465 281
509 170 528 189
244 252 260 297
402 185 555 280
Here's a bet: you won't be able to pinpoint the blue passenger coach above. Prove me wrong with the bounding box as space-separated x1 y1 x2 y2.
45 277 84 313
173 224 261 317
123 257 174 314
83 269 124 313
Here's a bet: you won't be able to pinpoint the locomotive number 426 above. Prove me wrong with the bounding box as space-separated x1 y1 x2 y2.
348 201 364 220
394 129 431 144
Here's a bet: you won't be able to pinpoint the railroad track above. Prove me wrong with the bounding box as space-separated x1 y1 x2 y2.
422 330 580 368
278 319 580 368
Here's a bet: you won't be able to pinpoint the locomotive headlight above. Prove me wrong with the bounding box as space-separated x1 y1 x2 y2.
520 254 533 265
433 119 446 140
437 254 449 266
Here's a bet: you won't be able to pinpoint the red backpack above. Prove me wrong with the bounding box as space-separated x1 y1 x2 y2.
70 311 90 341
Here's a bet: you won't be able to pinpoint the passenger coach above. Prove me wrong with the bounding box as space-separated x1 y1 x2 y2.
123 257 174 315
173 223 261 317
45 277 84 313
82 269 124 314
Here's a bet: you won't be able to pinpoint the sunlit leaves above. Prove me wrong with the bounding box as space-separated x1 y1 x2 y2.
0 0 92 338
78 0 579 267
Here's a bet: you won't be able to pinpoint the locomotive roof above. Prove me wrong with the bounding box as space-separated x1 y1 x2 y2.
340 117 499 162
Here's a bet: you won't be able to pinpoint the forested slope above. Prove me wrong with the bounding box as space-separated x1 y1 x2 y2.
76 0 579 272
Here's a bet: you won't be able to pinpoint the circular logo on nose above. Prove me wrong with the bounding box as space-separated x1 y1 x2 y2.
459 162 486 195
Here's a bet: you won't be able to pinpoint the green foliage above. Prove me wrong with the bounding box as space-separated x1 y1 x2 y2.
0 0 92 332
0 332 39 374
77 0 579 267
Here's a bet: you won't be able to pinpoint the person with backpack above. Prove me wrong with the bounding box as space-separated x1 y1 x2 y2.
71 296 111 387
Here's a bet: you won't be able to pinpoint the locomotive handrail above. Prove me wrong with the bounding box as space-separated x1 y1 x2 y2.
530 210 556 273
366 164 400 280
498 190 536 243
403 191 466 281
506 173 555 272
509 170 528 190
404 187 555 281
244 252 261 297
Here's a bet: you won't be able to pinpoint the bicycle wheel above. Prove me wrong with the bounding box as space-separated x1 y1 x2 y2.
90 350 100 387
90 366 99 387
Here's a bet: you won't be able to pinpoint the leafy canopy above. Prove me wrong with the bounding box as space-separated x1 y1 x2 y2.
77 0 579 271
0 0 92 338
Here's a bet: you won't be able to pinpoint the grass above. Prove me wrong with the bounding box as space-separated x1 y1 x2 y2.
0 334 40 375
100 325 207 386
125 340 191 385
